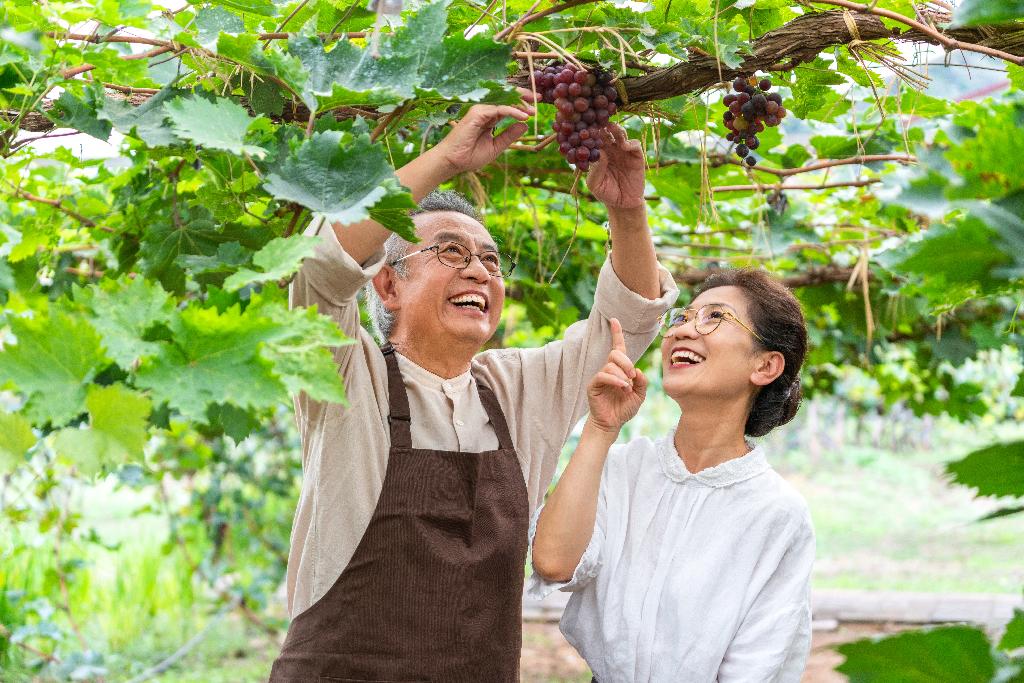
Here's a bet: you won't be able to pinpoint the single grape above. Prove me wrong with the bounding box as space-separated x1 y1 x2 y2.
574 70 588 84
768 93 783 105
733 77 746 92
593 94 609 109
738 92 751 105
723 94 737 106
573 97 589 112
568 132 581 146
582 110 597 124
752 93 767 109
607 102 617 115
734 117 749 131
741 102 755 119
567 82 582 97
575 120 587 131
605 86 618 102
765 114 779 126
766 100 779 114
582 138 597 149
554 83 570 98
729 101 742 115
745 156 756 166
586 73 597 87
596 109 610 125
759 78 771 91
559 141 572 154
726 132 736 142
580 85 592 97
777 106 787 118
736 143 749 158
576 147 590 162
723 111 734 122
590 149 601 162
566 148 577 163
577 159 590 171
579 128 591 140
746 137 759 149
556 70 573 84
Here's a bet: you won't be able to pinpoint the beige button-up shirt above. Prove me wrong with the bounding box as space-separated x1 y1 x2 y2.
285 219 678 617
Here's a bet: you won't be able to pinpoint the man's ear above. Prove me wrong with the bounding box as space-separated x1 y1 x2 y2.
750 350 785 388
371 266 402 314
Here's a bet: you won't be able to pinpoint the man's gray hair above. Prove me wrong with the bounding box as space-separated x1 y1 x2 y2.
364 190 483 342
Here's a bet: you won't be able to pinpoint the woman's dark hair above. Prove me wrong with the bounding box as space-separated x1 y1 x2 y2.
694 269 807 437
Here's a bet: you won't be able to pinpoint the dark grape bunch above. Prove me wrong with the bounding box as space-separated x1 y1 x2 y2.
533 62 619 171
722 75 787 167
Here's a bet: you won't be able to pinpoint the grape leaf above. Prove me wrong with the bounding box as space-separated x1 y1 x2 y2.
946 439 1024 499
0 309 106 425
263 129 417 240
134 304 287 420
223 235 319 292
47 86 112 140
248 292 351 404
205 0 278 17
0 411 35 471
73 275 176 369
287 36 412 112
837 625 995 682
954 0 1024 26
196 6 244 50
53 384 152 476
216 34 307 98
176 242 251 276
416 35 512 100
97 86 181 147
164 95 268 158
1000 609 1024 651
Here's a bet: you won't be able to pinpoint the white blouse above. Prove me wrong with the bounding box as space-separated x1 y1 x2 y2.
527 434 815 683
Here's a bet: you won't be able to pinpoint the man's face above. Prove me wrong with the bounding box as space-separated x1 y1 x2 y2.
387 211 506 351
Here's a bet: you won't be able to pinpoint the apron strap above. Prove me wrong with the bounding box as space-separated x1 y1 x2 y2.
475 380 514 451
380 343 413 449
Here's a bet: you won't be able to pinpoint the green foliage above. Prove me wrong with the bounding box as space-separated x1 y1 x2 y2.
946 440 1024 499
836 625 996 681
1 0 1024 676
955 0 1024 26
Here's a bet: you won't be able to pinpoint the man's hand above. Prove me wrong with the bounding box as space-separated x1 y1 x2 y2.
432 90 537 178
587 318 647 434
586 124 645 210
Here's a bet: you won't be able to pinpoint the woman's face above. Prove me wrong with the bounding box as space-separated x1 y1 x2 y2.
660 285 776 403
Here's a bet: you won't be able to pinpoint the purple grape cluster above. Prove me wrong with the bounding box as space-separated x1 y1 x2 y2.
722 75 787 167
532 62 619 171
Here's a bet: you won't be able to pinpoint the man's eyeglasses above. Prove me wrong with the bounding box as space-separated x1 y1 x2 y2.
390 241 516 278
662 304 765 343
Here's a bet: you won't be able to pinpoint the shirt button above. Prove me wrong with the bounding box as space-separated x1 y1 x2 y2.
455 419 464 426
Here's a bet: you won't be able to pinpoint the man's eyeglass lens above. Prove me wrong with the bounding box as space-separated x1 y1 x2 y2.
436 242 514 277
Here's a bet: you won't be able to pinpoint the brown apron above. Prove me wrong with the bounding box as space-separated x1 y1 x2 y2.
269 343 529 682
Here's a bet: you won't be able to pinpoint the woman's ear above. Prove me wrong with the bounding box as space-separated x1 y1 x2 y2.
750 350 785 388
371 266 402 313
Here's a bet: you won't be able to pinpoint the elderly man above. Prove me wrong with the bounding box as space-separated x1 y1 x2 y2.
269 99 678 682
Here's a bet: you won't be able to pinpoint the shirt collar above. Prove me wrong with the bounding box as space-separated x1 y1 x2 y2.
395 352 474 393
658 435 770 488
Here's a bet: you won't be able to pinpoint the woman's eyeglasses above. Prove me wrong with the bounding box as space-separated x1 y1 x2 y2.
662 304 764 343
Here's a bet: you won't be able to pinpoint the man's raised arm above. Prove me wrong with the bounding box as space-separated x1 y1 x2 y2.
334 98 536 265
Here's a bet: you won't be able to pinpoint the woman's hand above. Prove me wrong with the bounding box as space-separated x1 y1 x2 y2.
587 318 647 434
431 89 537 178
586 124 646 210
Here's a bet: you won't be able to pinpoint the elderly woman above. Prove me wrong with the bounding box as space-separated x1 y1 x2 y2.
529 269 815 682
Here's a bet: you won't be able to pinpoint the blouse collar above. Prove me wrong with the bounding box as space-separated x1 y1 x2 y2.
658 435 770 488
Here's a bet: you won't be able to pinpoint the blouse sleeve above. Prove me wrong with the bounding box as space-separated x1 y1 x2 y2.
717 516 816 683
524 471 610 599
